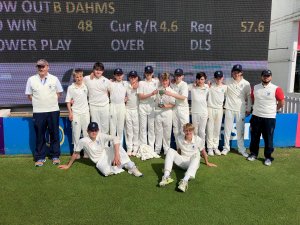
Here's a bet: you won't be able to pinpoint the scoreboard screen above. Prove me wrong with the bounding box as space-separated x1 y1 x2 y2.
0 0 272 106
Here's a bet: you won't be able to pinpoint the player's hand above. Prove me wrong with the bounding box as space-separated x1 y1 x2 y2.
164 90 172 96
90 72 95 80
124 96 128 103
112 155 121 167
68 113 73 121
207 80 212 87
206 162 217 167
152 89 158 96
58 165 70 170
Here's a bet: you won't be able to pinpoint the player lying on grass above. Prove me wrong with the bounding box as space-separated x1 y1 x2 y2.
58 122 143 177
159 123 217 192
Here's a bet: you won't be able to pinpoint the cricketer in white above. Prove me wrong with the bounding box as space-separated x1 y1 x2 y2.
58 122 143 177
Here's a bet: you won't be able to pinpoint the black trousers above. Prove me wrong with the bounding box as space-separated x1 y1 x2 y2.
249 115 276 159
33 111 60 161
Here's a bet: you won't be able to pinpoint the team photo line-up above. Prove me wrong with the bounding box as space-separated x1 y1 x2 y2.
25 59 284 192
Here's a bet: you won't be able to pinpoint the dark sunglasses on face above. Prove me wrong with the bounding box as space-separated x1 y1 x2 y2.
36 65 46 69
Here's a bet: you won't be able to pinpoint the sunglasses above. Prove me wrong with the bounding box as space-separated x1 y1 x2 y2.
36 65 46 68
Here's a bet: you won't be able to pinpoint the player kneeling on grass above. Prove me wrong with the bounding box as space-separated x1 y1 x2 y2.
159 123 216 192
58 122 143 177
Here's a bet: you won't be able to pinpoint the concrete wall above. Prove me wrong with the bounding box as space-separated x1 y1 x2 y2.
268 0 300 94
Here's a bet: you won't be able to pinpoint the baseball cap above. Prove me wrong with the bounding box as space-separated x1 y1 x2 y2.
174 68 184 76
87 122 99 131
36 59 48 67
114 68 123 75
261 69 272 76
128 70 138 77
231 64 243 72
144 66 153 73
214 71 224 78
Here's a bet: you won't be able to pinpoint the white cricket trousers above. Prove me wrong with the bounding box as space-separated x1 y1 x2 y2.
206 107 223 149
223 109 246 152
139 103 155 149
192 113 208 141
96 146 133 176
72 112 90 150
154 109 173 154
110 103 126 139
90 104 110 134
173 106 189 147
125 108 139 152
164 149 200 179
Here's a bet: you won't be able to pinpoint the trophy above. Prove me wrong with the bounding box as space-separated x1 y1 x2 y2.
158 89 165 107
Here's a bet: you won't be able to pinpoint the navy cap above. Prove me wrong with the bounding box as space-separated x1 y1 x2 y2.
36 59 48 66
87 122 99 131
214 71 224 78
114 68 123 75
144 66 153 73
174 68 184 76
128 70 138 77
232 64 243 72
261 69 272 76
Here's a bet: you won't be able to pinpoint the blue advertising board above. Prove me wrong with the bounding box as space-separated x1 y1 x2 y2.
1 113 298 155
3 117 73 155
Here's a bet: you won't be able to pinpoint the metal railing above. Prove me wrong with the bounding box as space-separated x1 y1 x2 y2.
282 96 300 113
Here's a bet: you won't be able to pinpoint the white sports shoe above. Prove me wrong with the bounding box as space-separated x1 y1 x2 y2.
264 158 272 166
221 149 229 155
159 177 174 187
247 154 257 161
178 180 188 192
128 167 143 177
214 149 221 156
207 149 214 156
240 151 249 158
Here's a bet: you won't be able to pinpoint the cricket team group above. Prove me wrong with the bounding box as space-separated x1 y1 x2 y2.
25 59 285 192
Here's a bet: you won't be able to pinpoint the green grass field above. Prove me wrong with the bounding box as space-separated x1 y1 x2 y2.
0 148 300 225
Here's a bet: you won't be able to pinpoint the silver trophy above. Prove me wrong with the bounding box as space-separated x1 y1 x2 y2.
158 89 165 107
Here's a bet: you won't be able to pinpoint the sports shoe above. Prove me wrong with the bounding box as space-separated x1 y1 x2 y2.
264 158 272 166
240 151 249 158
128 166 143 177
221 149 229 155
35 159 46 167
207 149 214 156
131 150 137 156
159 177 174 187
214 149 221 156
247 154 257 161
178 179 188 192
52 158 60 165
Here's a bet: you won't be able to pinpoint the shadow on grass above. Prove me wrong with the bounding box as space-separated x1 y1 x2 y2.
75 158 108 177
151 161 186 191
151 162 164 185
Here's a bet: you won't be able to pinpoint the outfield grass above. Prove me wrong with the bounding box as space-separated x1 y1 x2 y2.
0 148 299 225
